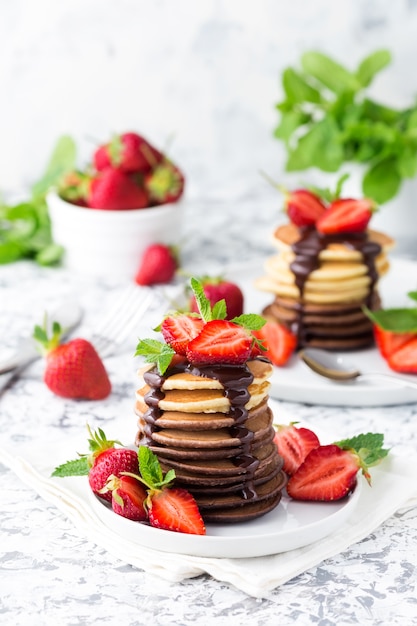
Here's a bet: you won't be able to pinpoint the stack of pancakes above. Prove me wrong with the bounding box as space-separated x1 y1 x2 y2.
255 223 395 350
135 358 287 523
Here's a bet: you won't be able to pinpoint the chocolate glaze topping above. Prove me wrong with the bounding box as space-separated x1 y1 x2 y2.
142 358 263 500
289 228 381 343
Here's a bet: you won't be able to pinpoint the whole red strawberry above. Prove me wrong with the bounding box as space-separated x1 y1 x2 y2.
52 426 140 504
189 276 244 320
93 132 162 174
145 159 185 205
33 320 111 400
135 243 178 286
88 168 149 210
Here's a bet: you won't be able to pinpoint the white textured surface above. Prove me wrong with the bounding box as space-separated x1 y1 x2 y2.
1 197 417 624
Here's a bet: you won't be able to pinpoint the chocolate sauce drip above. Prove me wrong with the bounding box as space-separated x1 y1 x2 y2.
142 359 261 500
289 228 382 344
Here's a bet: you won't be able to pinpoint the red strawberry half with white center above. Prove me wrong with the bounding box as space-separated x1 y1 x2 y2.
93 132 162 174
103 474 148 520
287 432 388 501
52 426 139 503
161 314 205 355
186 319 253 366
285 189 327 228
316 198 376 234
139 446 206 535
273 422 320 475
189 276 244 320
33 320 111 400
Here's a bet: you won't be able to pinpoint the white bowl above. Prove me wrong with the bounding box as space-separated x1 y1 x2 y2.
47 190 184 278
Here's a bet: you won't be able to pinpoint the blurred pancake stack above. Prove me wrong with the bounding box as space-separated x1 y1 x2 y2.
255 191 395 350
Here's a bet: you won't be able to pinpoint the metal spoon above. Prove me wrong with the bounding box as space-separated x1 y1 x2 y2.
300 347 417 390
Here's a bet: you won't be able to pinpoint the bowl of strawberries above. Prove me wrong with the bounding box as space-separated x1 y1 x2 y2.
47 131 185 278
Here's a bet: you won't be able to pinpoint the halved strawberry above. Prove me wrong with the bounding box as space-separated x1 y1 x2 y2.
186 319 252 365
386 337 417 373
316 198 375 234
285 189 327 228
287 432 388 501
104 474 147 521
252 321 297 366
374 325 415 359
273 423 320 475
161 314 204 355
147 487 205 535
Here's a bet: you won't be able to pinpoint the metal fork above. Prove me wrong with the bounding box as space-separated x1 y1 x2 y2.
89 285 155 358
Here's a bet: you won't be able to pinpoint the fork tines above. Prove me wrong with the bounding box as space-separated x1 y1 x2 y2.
92 286 154 358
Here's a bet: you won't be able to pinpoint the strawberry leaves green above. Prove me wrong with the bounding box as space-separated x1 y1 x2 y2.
275 48 417 204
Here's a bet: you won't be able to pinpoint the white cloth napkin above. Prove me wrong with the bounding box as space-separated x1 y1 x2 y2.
1 445 417 598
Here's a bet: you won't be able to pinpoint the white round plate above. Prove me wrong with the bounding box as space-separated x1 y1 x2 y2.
88 477 361 559
227 257 417 407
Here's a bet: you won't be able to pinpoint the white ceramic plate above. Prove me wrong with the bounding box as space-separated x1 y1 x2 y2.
227 257 417 407
88 468 361 559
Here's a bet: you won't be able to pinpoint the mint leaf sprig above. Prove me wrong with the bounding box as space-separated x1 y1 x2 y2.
364 291 417 332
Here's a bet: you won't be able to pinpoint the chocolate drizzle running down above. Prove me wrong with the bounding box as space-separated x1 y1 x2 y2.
142 359 261 500
289 228 382 343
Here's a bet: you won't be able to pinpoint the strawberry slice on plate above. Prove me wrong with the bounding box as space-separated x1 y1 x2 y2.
252 320 297 366
386 337 417 373
274 423 320 475
287 432 388 501
373 325 415 359
147 487 205 535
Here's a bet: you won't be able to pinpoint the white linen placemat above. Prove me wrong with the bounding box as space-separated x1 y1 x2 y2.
1 443 417 598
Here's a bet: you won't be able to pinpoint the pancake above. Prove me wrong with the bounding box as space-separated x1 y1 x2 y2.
256 219 394 349
135 357 287 523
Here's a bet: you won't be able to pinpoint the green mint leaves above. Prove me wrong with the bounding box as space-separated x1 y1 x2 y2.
0 135 76 266
52 457 89 477
138 446 175 490
334 432 389 485
363 292 417 332
274 48 417 204
135 338 175 375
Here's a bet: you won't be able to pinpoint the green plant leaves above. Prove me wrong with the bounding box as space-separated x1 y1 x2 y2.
286 118 344 172
274 48 417 204
362 158 402 204
301 51 361 94
356 50 391 87
0 135 77 266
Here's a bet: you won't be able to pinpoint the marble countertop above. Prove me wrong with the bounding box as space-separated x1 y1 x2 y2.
1 198 417 626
